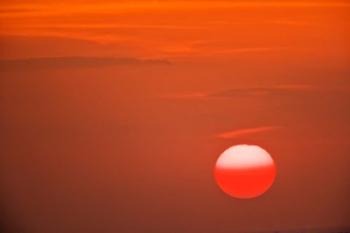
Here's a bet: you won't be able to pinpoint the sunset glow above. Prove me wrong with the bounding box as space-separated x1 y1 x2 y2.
1 0 349 232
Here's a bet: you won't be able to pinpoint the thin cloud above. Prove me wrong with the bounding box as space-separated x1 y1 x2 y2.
2 2 350 15
0 7 39 14
211 85 322 98
161 92 207 99
163 85 319 100
210 47 278 55
16 24 207 30
216 126 281 139
161 46 281 59
0 56 171 71
209 20 311 26
0 35 140 58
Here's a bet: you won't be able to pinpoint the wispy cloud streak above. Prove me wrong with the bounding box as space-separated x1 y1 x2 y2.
216 126 281 139
163 85 321 100
0 56 171 71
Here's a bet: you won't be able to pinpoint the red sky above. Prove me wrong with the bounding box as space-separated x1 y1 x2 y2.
1 1 350 233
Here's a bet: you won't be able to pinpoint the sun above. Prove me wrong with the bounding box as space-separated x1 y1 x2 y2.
214 145 276 199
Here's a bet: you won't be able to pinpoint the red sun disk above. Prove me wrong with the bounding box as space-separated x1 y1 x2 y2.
215 164 276 199
214 145 277 199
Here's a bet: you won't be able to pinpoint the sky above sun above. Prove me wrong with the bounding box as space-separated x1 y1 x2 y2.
1 0 349 60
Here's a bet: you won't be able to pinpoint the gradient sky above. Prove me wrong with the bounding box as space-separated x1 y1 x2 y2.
1 1 350 233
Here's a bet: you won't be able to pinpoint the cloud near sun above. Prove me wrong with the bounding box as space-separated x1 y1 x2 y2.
216 126 281 139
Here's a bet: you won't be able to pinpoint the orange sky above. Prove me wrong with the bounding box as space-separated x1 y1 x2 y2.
1 1 350 233
1 0 349 60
